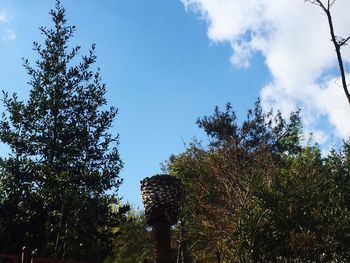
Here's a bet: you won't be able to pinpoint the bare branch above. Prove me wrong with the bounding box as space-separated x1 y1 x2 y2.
305 0 329 12
329 0 336 8
306 0 350 105
339 36 350 47
304 0 322 7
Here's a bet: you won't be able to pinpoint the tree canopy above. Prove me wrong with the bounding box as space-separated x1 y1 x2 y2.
166 101 350 262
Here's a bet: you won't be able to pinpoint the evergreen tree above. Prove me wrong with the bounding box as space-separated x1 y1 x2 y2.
167 101 304 263
0 1 127 260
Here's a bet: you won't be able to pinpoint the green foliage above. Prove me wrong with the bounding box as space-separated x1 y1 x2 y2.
0 1 127 261
106 209 153 263
167 101 350 262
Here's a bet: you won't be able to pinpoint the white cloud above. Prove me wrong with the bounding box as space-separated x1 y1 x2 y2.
182 0 350 140
0 10 16 41
0 10 8 23
2 28 15 40
0 15 6 22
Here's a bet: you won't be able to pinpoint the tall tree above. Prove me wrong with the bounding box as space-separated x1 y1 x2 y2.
167 101 304 263
167 100 350 262
0 1 127 261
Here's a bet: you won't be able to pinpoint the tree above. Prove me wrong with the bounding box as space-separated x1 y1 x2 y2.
166 101 304 262
106 209 153 263
257 146 329 262
305 0 350 105
0 1 128 261
322 141 350 261
167 100 350 262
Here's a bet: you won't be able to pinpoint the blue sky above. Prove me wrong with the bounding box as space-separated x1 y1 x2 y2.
0 0 349 207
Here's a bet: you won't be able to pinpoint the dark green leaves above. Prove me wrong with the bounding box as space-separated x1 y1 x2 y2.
0 1 127 261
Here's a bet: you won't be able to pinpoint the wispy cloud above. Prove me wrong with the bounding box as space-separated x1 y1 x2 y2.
0 9 16 41
2 28 15 40
181 0 350 141
0 10 8 23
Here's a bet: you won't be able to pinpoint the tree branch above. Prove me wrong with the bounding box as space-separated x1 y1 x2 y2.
307 0 350 105
339 36 350 47
305 0 327 12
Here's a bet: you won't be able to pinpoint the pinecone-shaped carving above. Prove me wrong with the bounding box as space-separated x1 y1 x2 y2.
140 174 182 227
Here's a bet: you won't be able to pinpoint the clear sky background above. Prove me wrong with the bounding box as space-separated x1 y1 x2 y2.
0 0 349 208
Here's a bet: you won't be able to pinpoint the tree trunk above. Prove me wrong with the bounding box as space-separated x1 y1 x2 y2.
153 222 171 263
176 241 182 263
325 6 350 105
176 220 189 263
308 0 350 105
216 250 221 263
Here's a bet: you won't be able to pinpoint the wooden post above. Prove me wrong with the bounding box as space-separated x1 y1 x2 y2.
141 175 182 263
152 222 171 263
30 249 37 263
21 247 29 263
